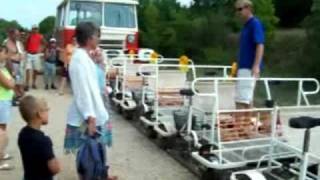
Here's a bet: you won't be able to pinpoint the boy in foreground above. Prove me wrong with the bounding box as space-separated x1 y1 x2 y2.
18 95 61 180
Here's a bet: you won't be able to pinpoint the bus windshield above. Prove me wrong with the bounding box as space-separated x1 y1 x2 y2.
104 3 136 28
68 1 102 26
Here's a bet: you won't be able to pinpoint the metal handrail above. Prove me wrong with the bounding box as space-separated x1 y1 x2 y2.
138 64 231 79
191 77 320 106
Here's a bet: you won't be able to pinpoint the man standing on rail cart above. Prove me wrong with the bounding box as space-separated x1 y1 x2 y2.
235 0 265 108
234 0 265 137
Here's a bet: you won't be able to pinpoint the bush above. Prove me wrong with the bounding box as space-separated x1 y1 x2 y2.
0 19 23 43
303 0 320 78
273 0 313 28
264 30 306 76
252 0 279 39
138 0 278 65
39 16 56 37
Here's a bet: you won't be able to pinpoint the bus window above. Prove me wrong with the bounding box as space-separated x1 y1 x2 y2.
68 1 102 26
60 6 66 26
104 3 136 28
56 7 62 28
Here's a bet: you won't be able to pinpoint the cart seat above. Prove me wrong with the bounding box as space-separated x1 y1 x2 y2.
180 89 194 97
136 72 151 76
290 116 320 129
204 71 217 76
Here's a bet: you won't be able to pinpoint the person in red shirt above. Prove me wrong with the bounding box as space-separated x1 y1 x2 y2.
25 25 45 91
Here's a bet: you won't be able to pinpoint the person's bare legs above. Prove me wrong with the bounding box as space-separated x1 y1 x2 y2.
18 85 25 97
0 125 8 159
14 85 24 98
32 70 38 89
0 124 12 170
25 69 31 90
59 77 67 95
235 102 253 139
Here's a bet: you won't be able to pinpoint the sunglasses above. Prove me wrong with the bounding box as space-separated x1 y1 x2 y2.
236 6 247 12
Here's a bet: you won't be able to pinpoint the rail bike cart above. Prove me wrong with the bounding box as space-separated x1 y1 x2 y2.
106 53 157 114
189 77 320 180
230 116 320 180
137 63 231 140
107 53 195 120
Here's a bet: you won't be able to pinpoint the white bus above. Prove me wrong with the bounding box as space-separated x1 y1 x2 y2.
55 0 139 52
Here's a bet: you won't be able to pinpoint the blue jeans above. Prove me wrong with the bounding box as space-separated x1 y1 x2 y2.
44 62 56 86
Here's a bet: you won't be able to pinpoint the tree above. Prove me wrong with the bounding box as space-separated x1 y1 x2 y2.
39 16 56 37
250 0 279 39
273 0 313 27
0 19 23 43
303 0 320 78
138 0 278 64
139 2 162 50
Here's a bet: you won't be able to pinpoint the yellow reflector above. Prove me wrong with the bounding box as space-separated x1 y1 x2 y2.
179 55 189 73
231 62 237 77
150 52 159 64
129 50 135 60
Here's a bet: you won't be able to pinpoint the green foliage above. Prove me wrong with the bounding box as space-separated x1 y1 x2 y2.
252 0 279 39
138 0 277 65
264 30 306 76
0 19 23 43
303 0 320 78
273 0 313 27
39 16 56 37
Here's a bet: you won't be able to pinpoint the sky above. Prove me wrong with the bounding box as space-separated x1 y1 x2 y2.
0 0 193 29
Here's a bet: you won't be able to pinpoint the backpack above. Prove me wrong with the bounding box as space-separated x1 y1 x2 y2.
76 137 108 180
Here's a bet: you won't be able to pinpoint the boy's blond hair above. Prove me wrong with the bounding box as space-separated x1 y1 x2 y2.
235 0 253 8
19 96 48 123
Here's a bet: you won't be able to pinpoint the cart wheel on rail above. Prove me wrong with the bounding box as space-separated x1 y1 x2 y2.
157 128 175 150
123 109 134 120
158 137 171 150
201 168 231 180
133 103 144 121
109 92 116 107
122 100 137 120
115 104 122 114
146 126 157 139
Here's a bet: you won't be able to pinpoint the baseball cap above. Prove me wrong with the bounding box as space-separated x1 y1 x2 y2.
32 24 38 29
49 38 57 42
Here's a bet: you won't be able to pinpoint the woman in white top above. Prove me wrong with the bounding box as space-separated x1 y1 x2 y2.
63 22 116 180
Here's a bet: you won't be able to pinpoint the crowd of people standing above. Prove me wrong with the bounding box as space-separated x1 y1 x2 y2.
0 20 117 180
0 24 71 171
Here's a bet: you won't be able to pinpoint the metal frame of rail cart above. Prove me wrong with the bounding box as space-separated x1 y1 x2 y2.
189 77 320 180
108 54 154 114
107 53 195 119
137 64 231 139
230 115 320 180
